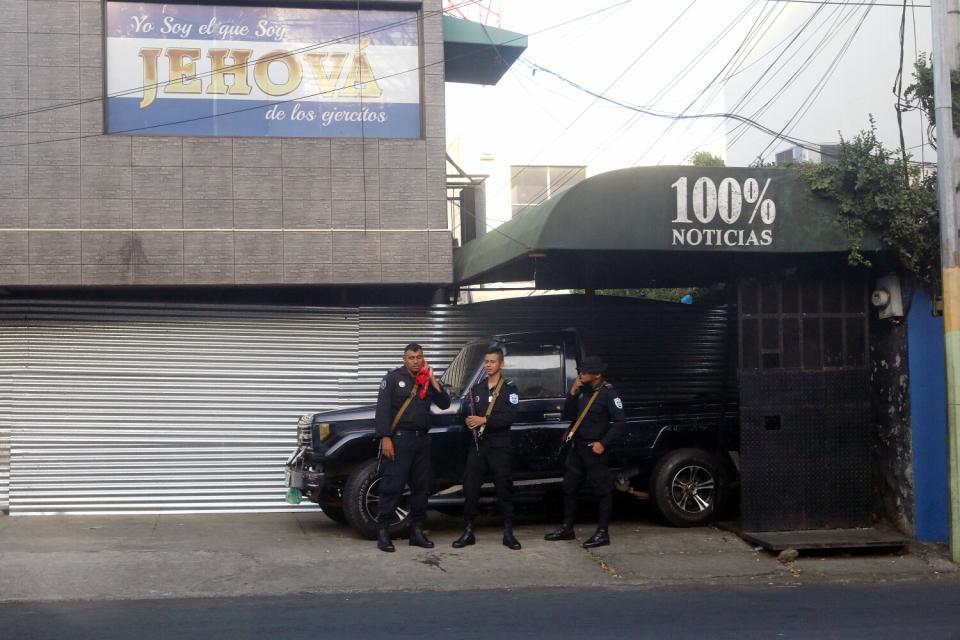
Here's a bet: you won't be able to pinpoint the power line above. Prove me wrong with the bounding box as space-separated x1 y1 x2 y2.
520 0 769 201
755 2 874 161
0 0 647 262
610 0 769 166
725 1 844 149
0 0 484 123
0 0 629 154
671 0 797 164
520 60 851 159
765 0 927 6
636 0 781 166
507 0 699 220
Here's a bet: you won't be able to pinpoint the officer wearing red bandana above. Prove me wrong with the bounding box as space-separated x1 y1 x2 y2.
374 342 450 553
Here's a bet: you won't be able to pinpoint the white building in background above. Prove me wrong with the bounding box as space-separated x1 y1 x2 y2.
724 3 933 167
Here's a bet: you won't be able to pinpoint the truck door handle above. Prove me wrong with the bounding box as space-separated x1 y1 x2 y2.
544 412 562 421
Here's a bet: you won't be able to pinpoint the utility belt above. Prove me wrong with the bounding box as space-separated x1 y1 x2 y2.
394 428 430 437
573 430 608 443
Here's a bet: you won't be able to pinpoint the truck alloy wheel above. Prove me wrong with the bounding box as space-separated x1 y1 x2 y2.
342 458 412 540
650 448 721 527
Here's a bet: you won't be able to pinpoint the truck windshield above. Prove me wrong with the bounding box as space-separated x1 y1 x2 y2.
440 342 487 395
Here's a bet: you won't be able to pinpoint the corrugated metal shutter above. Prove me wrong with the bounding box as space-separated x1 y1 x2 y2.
0 313 18 511
1 302 364 515
0 297 731 515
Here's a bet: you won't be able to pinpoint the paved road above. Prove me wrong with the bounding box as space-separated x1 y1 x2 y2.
3 581 960 639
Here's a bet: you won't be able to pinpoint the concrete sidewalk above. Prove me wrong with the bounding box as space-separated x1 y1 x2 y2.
0 511 957 603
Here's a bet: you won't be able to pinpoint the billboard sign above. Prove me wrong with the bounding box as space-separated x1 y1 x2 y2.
105 3 421 138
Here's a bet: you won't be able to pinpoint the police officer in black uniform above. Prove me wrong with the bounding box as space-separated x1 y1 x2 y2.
545 356 625 549
374 343 451 553
452 347 522 550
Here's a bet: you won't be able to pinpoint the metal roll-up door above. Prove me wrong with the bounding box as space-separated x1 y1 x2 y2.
2 301 364 515
0 317 18 511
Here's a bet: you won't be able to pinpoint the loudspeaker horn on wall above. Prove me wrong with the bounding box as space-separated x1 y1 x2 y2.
871 275 904 319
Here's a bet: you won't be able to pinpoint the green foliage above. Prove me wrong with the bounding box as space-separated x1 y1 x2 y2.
797 122 940 287
903 52 960 145
688 151 725 167
596 287 699 302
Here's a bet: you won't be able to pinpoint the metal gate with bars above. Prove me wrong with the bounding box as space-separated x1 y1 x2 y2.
0 297 730 515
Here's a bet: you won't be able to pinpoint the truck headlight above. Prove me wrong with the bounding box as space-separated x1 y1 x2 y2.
297 414 313 447
317 422 332 441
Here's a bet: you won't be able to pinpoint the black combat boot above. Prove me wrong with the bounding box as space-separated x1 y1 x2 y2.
582 527 610 549
544 524 575 541
409 522 435 549
452 521 476 548
502 523 522 550
377 527 395 553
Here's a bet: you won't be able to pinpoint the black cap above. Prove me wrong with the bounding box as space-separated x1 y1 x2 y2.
578 356 607 374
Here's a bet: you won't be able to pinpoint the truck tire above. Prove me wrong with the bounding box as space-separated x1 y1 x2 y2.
321 505 347 525
650 448 721 527
342 459 412 540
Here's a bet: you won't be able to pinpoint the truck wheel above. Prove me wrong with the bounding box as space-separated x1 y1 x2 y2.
321 505 348 525
343 459 411 540
650 448 720 527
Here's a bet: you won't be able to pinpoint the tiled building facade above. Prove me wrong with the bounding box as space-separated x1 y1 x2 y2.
0 0 452 287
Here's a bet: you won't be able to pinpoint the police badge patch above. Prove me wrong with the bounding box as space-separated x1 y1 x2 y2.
399 381 406 388
509 393 519 404
614 397 623 409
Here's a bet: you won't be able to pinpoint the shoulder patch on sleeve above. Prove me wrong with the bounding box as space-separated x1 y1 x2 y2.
509 392 519 405
380 378 387 389
614 397 623 409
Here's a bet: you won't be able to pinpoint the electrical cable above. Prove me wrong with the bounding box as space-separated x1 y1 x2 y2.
507 0 699 219
0 0 648 260
766 0 927 6
514 0 770 206
635 0 781 166
0 0 484 123
676 1 834 163
725 1 845 149
0 0 632 155
894 0 910 174
598 0 767 168
754 2 874 161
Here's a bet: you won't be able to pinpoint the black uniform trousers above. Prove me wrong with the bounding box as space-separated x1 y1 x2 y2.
377 431 431 526
462 433 514 523
562 439 613 528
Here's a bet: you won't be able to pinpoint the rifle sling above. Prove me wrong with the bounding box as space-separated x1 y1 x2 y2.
390 383 420 432
563 389 602 442
484 377 506 418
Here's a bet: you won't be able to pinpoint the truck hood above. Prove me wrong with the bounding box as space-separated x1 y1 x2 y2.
311 405 376 426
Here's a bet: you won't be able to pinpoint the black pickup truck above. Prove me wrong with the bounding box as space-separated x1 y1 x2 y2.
285 320 739 539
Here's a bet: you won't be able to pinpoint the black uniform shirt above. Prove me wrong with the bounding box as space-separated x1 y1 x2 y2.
562 381 626 448
374 367 451 438
467 376 520 435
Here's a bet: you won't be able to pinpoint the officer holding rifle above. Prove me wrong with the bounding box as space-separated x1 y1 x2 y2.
452 347 522 551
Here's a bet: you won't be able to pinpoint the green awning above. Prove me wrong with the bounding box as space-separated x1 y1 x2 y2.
454 166 883 288
443 16 528 85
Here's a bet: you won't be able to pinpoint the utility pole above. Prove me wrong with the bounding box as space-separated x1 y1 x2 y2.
932 0 960 563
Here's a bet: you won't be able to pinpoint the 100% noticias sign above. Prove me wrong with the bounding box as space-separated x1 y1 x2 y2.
670 177 777 248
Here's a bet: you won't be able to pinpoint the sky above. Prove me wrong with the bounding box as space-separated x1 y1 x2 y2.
443 0 933 227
